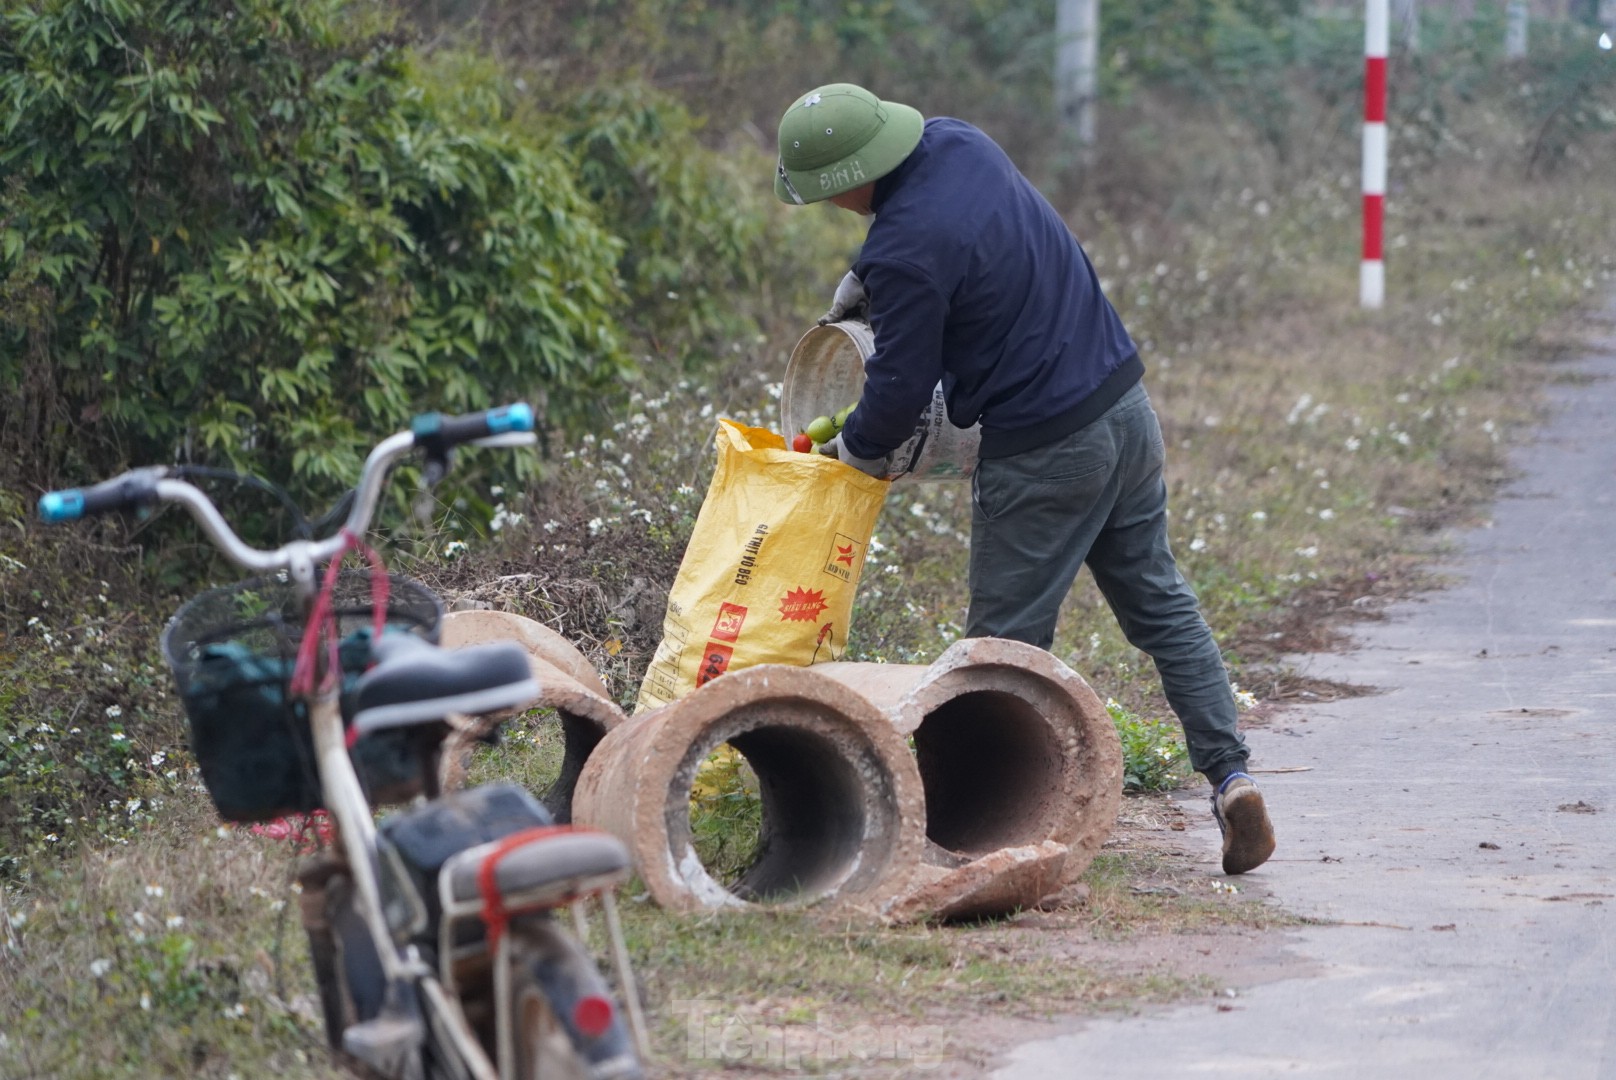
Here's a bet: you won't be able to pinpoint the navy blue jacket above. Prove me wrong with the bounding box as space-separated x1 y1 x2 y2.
841 118 1141 461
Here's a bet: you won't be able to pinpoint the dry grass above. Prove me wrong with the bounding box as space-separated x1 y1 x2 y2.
0 787 344 1079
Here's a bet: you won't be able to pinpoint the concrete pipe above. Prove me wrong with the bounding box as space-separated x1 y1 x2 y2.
573 664 925 916
440 607 612 700
814 637 1122 891
440 609 627 821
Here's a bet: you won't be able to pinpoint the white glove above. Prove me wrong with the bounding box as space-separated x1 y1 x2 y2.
817 270 868 326
816 433 890 479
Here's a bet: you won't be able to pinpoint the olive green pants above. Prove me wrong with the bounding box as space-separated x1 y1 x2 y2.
965 384 1248 784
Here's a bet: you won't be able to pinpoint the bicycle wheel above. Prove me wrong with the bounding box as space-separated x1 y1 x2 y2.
505 918 642 1080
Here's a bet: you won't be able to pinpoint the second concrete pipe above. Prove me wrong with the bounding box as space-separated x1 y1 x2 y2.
812 637 1122 919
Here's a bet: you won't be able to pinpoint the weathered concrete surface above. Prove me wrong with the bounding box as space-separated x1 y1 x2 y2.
573 664 926 916
885 840 1071 925
439 609 626 820
816 637 1122 887
440 608 613 701
996 302 1616 1078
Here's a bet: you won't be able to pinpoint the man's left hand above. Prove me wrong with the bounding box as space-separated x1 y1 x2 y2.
816 433 890 479
818 270 869 326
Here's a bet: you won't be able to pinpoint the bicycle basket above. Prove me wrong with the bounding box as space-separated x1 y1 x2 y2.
160 570 444 823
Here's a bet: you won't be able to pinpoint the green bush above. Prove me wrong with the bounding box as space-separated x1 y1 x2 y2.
0 0 629 497
560 84 767 362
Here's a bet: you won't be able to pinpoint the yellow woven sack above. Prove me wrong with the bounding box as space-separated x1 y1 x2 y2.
634 419 889 714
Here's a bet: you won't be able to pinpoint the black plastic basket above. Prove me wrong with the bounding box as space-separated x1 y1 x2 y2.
161 570 445 823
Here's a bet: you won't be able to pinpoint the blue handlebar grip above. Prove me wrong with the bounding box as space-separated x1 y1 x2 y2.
38 490 86 523
488 403 534 434
412 403 536 450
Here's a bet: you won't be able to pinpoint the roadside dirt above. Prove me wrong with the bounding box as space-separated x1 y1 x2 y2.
657 791 1309 1079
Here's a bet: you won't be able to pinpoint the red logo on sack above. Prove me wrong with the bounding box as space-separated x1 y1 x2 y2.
778 586 828 622
823 533 863 582
696 642 734 687
710 602 748 643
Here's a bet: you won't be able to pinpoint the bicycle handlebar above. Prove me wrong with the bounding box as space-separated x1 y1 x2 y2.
36 404 536 572
38 466 167 524
412 403 534 452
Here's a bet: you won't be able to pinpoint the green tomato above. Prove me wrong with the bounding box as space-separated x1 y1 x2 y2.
805 415 838 444
834 403 857 428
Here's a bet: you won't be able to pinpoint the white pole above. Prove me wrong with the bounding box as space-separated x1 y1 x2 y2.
1055 0 1099 150
1362 0 1389 310
1506 0 1529 57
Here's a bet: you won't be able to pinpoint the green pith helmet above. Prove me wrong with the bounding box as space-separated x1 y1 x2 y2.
774 83 924 205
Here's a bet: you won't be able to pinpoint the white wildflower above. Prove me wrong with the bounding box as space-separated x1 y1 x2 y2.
490 505 524 532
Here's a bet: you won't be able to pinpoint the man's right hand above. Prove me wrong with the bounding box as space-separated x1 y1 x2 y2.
815 433 890 479
817 270 868 326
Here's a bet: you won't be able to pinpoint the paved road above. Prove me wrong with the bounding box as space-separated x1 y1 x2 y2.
997 298 1616 1080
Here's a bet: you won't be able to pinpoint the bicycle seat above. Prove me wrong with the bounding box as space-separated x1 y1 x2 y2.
441 826 631 910
351 634 538 735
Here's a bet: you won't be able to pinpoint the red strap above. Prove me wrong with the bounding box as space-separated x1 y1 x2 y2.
293 530 392 727
351 535 390 643
289 533 357 698
474 825 608 951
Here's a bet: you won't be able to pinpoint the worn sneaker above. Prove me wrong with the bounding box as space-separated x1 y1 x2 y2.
1211 772 1276 875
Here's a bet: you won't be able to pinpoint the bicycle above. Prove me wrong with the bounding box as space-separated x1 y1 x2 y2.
39 405 648 1080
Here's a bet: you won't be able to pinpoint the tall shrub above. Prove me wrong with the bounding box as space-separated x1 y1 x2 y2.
561 84 767 363
0 0 630 495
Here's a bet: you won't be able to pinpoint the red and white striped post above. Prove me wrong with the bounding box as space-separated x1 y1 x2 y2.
1362 0 1389 309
